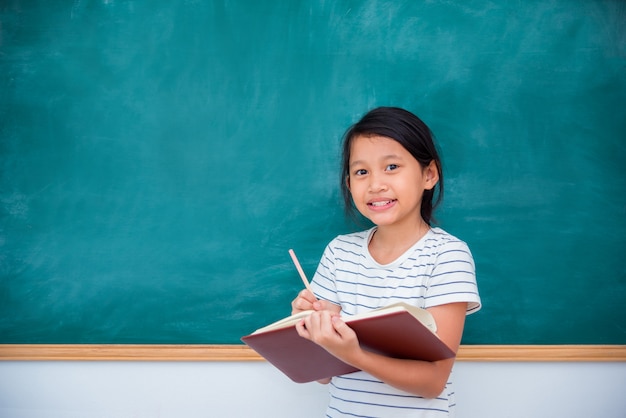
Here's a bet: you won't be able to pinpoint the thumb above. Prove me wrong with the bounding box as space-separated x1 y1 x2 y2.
313 299 332 311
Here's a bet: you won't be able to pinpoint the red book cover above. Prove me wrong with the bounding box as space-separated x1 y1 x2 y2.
242 305 455 383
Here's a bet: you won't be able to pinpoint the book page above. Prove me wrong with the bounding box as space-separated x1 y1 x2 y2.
251 302 437 335
346 302 437 333
252 310 314 334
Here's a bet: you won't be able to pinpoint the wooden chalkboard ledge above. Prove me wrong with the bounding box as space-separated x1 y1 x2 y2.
0 345 625 362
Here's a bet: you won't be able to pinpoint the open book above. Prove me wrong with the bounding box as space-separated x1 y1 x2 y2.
241 302 455 383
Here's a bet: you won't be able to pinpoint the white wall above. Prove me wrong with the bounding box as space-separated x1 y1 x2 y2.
1 361 625 418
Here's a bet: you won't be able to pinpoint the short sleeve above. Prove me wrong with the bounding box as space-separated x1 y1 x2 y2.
425 239 481 314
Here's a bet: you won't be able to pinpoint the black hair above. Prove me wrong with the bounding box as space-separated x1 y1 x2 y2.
340 107 444 226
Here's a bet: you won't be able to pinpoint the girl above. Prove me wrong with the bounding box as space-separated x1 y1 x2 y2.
291 107 481 417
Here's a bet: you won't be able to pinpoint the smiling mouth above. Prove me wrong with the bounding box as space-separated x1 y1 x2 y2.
368 199 396 207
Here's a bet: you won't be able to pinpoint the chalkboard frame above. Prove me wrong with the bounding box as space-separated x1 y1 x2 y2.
1 345 625 362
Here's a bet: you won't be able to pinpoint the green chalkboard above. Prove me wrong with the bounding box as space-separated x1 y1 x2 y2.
1 1 625 345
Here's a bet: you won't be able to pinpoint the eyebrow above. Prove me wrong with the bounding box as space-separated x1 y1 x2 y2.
349 154 404 168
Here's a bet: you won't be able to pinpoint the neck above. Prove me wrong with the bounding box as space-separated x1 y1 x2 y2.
369 219 430 263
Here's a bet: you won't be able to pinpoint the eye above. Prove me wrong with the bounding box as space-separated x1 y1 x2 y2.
386 164 399 171
354 169 368 176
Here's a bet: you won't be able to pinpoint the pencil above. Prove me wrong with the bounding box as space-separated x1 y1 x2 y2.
288 249 314 294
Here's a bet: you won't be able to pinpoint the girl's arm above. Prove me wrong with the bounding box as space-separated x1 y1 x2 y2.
296 302 468 398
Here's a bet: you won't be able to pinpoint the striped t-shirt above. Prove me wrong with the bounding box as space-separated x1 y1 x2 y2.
311 227 481 418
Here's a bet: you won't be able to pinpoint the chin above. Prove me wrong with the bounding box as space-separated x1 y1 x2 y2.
366 216 396 227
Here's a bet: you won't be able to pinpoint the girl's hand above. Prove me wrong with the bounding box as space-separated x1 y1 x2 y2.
290 290 341 315
291 289 317 314
295 310 361 365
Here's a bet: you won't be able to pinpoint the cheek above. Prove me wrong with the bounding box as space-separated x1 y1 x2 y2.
347 180 365 198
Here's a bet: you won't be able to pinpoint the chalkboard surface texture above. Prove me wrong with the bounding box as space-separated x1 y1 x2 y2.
1 1 624 344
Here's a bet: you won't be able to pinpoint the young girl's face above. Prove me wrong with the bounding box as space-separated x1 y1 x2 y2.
347 134 438 230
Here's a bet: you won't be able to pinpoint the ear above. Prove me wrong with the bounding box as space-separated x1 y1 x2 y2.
423 160 439 191
345 175 351 191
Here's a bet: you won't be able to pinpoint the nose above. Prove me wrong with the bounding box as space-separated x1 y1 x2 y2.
368 172 388 192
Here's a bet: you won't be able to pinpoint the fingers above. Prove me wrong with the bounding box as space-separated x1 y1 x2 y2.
330 315 351 337
303 313 360 362
314 299 343 314
291 290 342 316
291 289 317 314
295 319 310 339
298 310 338 344
307 310 335 334
300 289 317 302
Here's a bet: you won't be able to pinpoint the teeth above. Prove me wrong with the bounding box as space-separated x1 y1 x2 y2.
371 200 392 207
